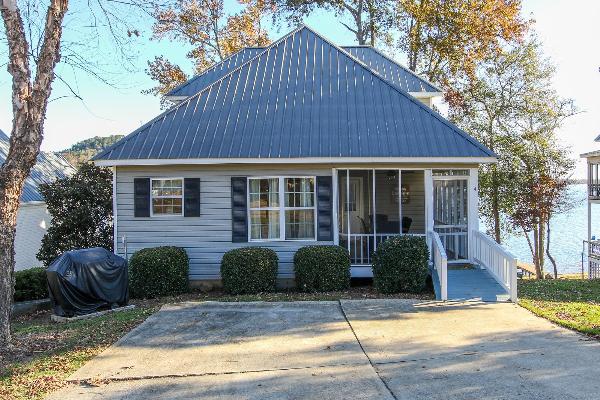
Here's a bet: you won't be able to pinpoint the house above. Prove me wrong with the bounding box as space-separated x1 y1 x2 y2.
93 26 517 301
0 129 76 270
581 136 600 278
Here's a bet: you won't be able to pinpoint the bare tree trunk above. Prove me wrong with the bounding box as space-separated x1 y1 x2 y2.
367 0 375 46
0 0 68 348
538 221 545 278
532 224 542 279
546 216 558 279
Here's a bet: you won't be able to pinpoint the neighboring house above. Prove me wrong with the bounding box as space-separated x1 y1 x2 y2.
93 26 518 301
0 129 76 270
581 136 600 278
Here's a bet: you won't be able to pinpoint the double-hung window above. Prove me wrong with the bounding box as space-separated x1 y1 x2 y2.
248 177 316 241
151 178 183 216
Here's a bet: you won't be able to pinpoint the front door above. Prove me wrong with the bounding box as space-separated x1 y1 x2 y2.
433 171 469 261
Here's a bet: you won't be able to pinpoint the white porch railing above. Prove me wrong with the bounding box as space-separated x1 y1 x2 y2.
430 230 448 300
340 233 427 265
472 230 518 302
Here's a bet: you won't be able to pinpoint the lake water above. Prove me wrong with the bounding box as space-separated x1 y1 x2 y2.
481 183 595 275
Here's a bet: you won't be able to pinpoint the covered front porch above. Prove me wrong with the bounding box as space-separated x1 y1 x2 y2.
332 168 517 302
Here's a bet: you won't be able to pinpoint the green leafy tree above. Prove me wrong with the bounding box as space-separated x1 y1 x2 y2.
37 163 113 266
450 38 576 278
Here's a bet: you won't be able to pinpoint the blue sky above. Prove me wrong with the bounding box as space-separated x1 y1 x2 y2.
0 0 598 177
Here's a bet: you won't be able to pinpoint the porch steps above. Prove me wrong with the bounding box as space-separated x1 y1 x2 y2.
433 268 510 302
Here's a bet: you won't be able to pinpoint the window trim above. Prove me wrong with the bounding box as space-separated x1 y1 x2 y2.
247 176 318 242
150 177 184 217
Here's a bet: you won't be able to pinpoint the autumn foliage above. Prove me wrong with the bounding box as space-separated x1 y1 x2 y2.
144 0 272 102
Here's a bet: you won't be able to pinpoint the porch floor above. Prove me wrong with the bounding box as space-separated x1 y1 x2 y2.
434 268 510 302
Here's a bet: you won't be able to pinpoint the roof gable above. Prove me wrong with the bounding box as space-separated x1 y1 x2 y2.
95 26 494 162
0 133 75 202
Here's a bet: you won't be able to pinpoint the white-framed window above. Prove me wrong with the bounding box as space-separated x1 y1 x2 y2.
248 177 316 241
151 178 183 216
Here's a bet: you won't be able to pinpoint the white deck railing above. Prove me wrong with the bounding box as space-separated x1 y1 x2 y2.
430 230 448 301
340 233 426 265
472 230 518 302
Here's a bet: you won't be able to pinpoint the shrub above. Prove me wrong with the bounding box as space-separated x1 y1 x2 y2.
221 247 278 294
129 246 189 298
38 163 113 266
294 245 350 292
372 236 429 294
14 267 48 302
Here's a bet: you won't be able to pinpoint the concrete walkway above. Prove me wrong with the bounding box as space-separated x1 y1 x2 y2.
50 300 600 400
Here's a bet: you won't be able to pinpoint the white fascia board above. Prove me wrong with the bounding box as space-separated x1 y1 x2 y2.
19 201 46 207
163 95 189 103
581 150 600 158
409 91 443 99
94 156 497 167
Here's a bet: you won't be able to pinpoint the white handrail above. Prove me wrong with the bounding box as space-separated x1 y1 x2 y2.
472 230 518 302
429 230 448 301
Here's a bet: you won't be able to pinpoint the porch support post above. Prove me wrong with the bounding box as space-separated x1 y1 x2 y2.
424 169 433 252
332 168 339 245
468 167 479 262
112 166 118 256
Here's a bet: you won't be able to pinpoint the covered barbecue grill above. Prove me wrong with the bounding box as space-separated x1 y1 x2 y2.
46 248 128 317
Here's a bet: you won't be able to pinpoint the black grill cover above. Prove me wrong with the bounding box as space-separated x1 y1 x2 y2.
46 248 128 317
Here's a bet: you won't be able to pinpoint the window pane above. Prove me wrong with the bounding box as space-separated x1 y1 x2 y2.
284 178 314 207
250 210 280 239
152 197 183 215
249 178 279 208
285 209 315 240
152 179 183 197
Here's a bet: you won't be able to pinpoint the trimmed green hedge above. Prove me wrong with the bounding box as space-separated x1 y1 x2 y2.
14 267 48 302
129 246 189 298
221 247 278 294
372 236 429 294
294 245 350 292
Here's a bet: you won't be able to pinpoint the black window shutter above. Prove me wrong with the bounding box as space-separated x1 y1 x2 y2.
184 178 201 217
134 178 150 217
231 177 248 242
317 176 333 241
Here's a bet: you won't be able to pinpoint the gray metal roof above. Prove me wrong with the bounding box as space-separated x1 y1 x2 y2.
342 46 441 93
95 26 494 162
0 131 76 202
167 47 266 98
167 45 441 98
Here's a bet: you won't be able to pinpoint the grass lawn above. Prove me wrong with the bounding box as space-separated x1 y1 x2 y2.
0 286 433 399
518 279 600 337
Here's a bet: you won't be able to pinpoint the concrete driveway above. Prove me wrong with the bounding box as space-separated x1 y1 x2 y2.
50 300 600 400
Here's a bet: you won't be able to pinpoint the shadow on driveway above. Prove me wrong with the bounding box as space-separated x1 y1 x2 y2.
49 299 600 400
